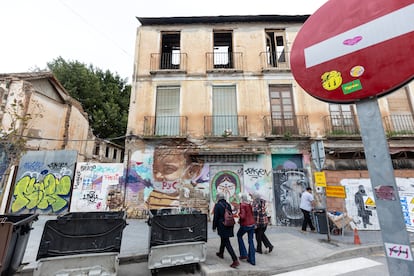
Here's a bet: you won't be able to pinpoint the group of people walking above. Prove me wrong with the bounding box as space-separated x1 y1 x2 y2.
212 192 274 268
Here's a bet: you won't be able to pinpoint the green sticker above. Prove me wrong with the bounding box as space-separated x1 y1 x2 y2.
342 79 362 94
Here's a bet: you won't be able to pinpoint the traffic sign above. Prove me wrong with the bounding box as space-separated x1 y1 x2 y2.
290 0 414 103
311 140 325 171
314 172 326 187
325 186 346 198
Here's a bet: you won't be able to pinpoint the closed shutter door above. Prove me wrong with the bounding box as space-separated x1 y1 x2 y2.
213 86 237 135
155 86 180 135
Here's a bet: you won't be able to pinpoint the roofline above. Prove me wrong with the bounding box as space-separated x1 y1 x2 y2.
136 14 310 26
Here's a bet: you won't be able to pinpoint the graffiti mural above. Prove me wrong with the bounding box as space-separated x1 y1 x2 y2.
272 154 308 226
341 178 414 231
0 145 8 201
70 163 124 212
9 150 77 214
210 165 243 215
128 145 209 218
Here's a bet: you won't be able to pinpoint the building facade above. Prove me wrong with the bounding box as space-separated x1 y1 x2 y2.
126 15 414 225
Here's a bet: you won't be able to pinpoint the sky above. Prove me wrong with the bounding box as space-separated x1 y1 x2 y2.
0 0 328 83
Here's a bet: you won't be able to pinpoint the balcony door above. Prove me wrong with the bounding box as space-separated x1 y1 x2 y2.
329 104 357 134
160 32 180 69
386 87 414 132
212 85 238 136
265 30 287 68
269 85 296 135
155 86 180 136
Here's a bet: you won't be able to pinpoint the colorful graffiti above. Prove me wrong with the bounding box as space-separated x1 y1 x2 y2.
71 163 124 212
11 174 71 212
9 150 77 214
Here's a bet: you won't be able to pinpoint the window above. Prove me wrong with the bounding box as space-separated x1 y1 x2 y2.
329 104 357 133
213 31 233 68
269 85 296 134
155 86 180 135
105 147 109 158
94 144 100 156
113 149 117 160
212 85 238 135
265 30 287 68
386 87 414 132
160 32 180 69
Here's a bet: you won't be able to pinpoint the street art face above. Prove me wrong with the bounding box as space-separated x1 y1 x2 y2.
9 150 77 214
211 168 241 206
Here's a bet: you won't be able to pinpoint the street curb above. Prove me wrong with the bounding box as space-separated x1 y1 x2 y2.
119 254 148 265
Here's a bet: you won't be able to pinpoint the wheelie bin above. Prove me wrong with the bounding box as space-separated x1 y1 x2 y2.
0 213 39 276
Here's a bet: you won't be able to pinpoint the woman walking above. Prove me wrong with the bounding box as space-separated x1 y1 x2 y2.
252 193 274 254
237 193 256 265
213 192 240 268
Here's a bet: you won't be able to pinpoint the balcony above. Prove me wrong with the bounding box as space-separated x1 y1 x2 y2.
260 51 290 71
204 115 247 138
384 114 414 137
206 52 243 72
150 53 187 73
263 115 310 138
143 116 188 138
323 115 360 137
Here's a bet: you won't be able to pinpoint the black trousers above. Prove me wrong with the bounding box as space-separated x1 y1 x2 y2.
219 237 237 261
255 225 273 252
301 208 315 231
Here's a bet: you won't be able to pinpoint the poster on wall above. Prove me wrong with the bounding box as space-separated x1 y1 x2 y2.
71 162 124 212
9 150 77 214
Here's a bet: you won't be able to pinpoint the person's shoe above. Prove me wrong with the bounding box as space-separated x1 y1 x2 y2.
256 249 263 254
239 256 248 260
216 252 224 259
300 229 307 234
268 246 274 253
247 259 256 265
230 260 240 268
311 229 316 233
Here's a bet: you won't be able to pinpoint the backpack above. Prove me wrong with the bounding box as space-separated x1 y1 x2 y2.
221 203 235 227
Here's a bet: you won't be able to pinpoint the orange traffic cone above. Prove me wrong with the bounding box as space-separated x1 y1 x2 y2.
354 228 361 245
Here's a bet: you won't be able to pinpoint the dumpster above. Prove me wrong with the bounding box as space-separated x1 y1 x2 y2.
58 211 126 220
0 213 39 276
312 209 329 234
147 209 207 275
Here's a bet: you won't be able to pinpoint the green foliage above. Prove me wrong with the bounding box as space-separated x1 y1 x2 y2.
47 57 131 145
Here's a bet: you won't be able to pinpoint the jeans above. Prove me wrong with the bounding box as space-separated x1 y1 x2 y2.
219 237 237 261
237 225 255 264
255 225 273 252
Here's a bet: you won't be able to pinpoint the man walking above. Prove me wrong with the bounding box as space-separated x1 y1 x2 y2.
300 187 315 233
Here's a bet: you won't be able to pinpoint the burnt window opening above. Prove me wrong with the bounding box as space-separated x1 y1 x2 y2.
265 30 286 67
213 32 233 68
161 33 181 69
94 145 100 156
105 147 110 158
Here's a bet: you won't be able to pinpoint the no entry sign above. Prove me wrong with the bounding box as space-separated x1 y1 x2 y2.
290 0 414 103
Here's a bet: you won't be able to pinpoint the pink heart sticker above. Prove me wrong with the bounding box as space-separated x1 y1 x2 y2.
343 36 363 46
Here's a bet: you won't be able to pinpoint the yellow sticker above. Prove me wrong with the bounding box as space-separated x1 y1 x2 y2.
321 70 342 91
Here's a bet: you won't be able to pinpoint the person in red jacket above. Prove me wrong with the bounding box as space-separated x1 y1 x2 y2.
237 193 256 265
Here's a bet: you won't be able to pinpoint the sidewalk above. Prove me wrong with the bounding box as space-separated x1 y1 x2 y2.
18 216 414 275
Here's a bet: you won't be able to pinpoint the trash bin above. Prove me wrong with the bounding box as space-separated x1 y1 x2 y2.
312 209 329 234
36 212 127 260
0 213 39 276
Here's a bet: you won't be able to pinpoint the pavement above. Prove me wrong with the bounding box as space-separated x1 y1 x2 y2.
16 215 414 275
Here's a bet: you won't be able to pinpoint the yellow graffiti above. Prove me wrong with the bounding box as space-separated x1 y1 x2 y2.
321 70 342 91
11 174 71 213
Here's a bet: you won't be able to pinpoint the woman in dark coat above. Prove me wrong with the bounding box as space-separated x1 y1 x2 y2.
213 192 240 268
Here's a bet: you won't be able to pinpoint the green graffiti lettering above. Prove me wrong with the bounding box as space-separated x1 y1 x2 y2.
11 174 71 213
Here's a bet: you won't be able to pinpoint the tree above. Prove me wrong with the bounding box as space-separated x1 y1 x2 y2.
47 57 131 145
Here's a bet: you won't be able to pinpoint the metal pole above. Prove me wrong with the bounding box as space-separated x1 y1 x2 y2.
356 98 414 275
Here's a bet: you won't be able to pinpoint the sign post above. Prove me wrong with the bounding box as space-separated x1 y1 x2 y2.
290 0 414 274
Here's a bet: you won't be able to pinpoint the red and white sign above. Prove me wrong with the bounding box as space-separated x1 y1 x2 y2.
290 0 414 103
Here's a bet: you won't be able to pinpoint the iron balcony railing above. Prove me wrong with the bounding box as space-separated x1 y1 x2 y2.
143 116 188 137
204 115 247 137
150 53 187 72
263 115 310 137
323 115 360 136
260 51 290 71
206 52 243 72
384 114 414 137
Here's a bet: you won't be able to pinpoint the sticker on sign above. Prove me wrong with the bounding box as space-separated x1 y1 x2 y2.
290 0 414 103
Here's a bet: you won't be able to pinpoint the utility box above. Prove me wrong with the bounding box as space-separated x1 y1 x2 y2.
0 214 38 276
312 209 329 234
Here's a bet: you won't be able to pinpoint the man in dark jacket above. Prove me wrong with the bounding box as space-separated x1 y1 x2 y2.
213 192 240 268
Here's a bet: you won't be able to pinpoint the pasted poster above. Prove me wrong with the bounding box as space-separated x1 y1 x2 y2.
71 163 124 212
9 150 77 214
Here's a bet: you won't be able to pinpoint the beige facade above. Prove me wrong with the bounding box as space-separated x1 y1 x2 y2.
126 15 414 222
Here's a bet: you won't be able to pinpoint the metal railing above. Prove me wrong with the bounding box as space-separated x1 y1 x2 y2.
384 114 414 137
263 115 310 137
143 116 188 137
206 52 243 71
204 115 247 137
323 115 360 136
150 53 187 72
260 51 290 70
